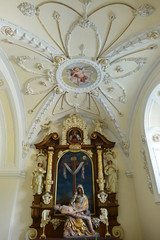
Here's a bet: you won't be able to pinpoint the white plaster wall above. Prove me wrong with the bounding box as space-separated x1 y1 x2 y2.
9 158 34 240
0 178 19 240
116 151 143 240
0 157 34 240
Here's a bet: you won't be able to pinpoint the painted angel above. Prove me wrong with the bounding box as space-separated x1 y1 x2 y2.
70 67 88 86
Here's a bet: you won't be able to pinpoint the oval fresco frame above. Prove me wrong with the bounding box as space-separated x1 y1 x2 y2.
56 58 103 93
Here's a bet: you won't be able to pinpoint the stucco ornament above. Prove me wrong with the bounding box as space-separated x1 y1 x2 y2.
0 26 15 36
17 2 36 16
148 31 160 40
92 119 107 135
79 0 92 16
78 17 91 28
52 11 61 21
40 120 56 136
141 150 153 193
25 228 37 240
136 4 155 17
79 0 92 4
152 133 160 142
97 191 108 203
7 0 158 157
50 218 63 230
99 208 111 237
22 141 30 158
92 217 100 228
56 58 103 94
42 192 53 205
61 114 89 145
121 140 129 156
112 225 124 239
54 56 65 65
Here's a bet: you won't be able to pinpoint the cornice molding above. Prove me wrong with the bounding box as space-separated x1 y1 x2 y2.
0 169 26 178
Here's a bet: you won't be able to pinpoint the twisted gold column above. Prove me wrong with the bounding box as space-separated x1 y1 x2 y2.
45 147 54 193
96 146 105 191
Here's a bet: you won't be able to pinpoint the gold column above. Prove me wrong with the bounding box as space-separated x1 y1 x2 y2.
96 146 105 191
45 147 54 193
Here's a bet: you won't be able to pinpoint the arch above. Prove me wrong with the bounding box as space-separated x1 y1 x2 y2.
128 57 160 202
144 83 160 201
140 59 160 202
0 49 26 175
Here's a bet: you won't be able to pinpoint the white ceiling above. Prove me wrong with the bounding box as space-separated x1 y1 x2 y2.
0 0 160 160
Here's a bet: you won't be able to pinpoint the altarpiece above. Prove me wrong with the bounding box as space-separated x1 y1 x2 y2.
28 115 123 239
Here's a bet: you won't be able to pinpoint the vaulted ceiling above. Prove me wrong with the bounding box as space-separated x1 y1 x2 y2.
0 0 160 166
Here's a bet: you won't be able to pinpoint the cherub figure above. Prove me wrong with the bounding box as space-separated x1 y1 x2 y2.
70 67 88 86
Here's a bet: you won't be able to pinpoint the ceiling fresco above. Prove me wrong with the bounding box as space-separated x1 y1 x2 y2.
0 0 160 160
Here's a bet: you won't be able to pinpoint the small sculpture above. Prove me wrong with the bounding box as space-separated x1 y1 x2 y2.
31 162 46 195
104 152 118 193
100 208 110 237
50 218 62 230
40 210 51 239
53 184 95 237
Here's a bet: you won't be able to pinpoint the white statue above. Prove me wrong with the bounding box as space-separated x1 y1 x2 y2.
100 208 110 237
41 210 51 226
31 162 46 195
40 210 51 239
104 152 118 193
100 208 109 225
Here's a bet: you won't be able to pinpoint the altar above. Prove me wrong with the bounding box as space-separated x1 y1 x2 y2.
26 115 123 240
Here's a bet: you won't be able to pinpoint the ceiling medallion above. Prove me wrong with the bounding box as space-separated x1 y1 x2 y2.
56 58 103 93
0 0 157 157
